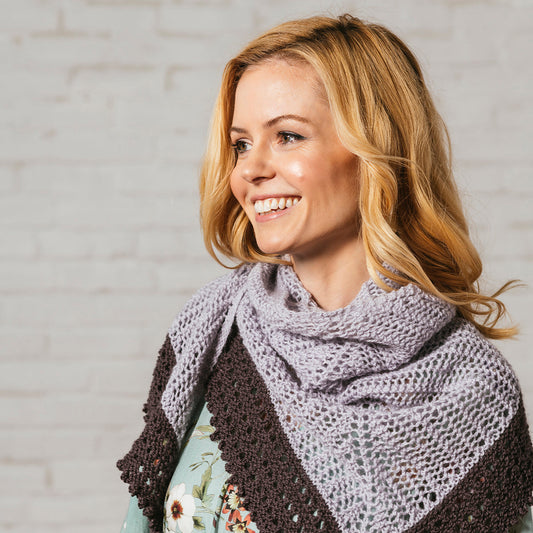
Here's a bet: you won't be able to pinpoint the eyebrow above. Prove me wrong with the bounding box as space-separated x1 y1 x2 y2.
229 114 311 135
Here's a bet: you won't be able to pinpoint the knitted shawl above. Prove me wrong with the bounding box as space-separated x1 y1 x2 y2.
117 262 533 532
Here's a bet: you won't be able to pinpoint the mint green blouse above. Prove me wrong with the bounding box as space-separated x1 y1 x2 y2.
121 401 258 533
121 402 533 533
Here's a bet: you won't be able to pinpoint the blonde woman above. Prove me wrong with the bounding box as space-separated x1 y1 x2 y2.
118 15 533 532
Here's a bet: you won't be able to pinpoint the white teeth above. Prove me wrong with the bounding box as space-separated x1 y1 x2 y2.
253 196 301 214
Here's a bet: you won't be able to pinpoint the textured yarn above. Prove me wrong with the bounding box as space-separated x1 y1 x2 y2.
118 262 533 532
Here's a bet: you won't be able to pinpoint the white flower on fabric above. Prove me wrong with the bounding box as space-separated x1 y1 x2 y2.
165 483 196 533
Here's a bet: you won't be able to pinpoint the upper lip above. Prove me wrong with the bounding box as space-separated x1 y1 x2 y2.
250 193 301 203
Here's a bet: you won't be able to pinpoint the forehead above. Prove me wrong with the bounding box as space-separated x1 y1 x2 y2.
232 59 328 118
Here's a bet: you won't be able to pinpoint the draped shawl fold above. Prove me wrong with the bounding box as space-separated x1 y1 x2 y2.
117 262 533 532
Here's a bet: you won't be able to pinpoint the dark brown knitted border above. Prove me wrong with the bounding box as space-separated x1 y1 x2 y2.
205 327 341 533
206 327 533 533
407 398 533 533
117 334 180 533
119 330 533 533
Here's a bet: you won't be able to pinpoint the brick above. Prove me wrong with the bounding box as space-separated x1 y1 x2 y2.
48 326 147 360
1 34 110 70
99 424 146 459
157 4 255 36
63 2 157 35
395 3 452 37
155 257 228 292
0 361 91 393
38 229 136 259
0 164 17 191
482 225 532 261
0 66 68 103
139 323 180 356
0 524 116 533
0 327 47 359
0 396 141 428
164 65 221 103
451 125 531 163
0 195 55 227
2 293 179 328
137 227 209 259
253 0 338 32
0 230 37 258
455 162 533 195
50 458 119 493
67 62 159 96
0 1 58 32
112 162 200 194
0 428 98 461
21 494 120 524
3 100 113 137
0 463 47 494
155 128 207 163
114 97 191 132
436 66 504 129
405 31 489 69
471 192 532 228
0 126 156 163
88 359 153 395
137 229 182 259
264 0 453 38
0 259 157 292
20 164 115 192
449 4 507 64
0 261 53 291
52 194 188 229
0 497 25 525
150 34 242 68
482 258 532 289
495 95 533 132
506 5 533 33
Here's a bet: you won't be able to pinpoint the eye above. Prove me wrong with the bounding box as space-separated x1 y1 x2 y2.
231 139 251 155
278 131 305 144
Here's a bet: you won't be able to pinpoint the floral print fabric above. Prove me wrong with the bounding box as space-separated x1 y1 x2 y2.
121 402 258 533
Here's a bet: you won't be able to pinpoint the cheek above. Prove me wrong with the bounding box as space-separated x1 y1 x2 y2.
282 158 309 189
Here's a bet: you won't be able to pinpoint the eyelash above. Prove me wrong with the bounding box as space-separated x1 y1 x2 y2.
231 131 305 155
278 131 304 144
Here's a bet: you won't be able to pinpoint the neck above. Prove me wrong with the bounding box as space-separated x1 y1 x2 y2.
290 238 369 311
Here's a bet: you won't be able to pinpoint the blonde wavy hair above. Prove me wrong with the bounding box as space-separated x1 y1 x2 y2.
199 14 518 339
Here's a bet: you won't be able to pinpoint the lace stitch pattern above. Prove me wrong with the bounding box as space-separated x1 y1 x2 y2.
206 327 341 533
406 399 533 532
118 263 533 532
117 335 180 532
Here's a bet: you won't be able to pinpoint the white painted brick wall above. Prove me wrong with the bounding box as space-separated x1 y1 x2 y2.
1 1 531 530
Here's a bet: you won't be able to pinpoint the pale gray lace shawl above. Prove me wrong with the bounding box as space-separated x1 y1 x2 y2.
162 262 520 532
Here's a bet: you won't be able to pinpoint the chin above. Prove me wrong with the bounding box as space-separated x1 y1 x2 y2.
255 241 290 256
258 246 288 256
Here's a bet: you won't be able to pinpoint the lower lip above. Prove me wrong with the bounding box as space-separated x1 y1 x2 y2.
254 204 297 223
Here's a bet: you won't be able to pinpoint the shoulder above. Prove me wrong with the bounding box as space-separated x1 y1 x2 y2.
167 262 255 351
437 315 521 399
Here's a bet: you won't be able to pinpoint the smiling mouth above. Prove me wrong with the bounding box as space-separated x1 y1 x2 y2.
254 196 301 215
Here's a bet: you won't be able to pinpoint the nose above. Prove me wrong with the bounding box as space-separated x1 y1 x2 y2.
239 143 276 183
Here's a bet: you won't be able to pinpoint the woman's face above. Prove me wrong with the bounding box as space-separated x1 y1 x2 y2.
229 59 360 262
